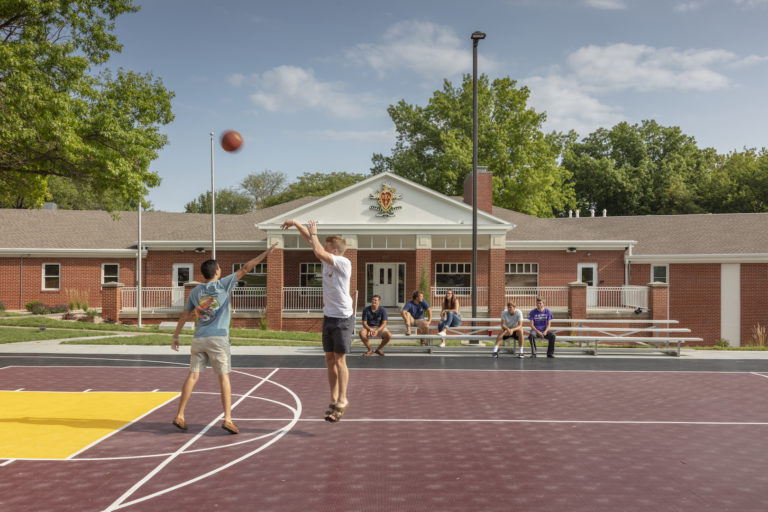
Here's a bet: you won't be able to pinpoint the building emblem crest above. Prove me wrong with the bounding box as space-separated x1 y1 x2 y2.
369 182 403 217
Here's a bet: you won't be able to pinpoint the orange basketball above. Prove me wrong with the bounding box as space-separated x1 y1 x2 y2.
220 130 243 152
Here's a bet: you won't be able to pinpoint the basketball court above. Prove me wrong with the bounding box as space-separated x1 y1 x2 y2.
1 351 767 511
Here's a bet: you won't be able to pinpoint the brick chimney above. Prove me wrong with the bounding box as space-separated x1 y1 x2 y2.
463 166 493 214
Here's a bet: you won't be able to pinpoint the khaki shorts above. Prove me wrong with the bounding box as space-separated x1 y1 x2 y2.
189 336 231 374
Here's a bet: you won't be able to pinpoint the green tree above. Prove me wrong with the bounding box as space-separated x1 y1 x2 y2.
264 171 367 207
241 170 287 209
704 148 768 213
184 188 255 214
562 121 715 216
0 0 174 209
371 75 574 217
45 175 147 211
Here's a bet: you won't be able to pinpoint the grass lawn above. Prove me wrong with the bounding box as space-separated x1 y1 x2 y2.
0 327 106 343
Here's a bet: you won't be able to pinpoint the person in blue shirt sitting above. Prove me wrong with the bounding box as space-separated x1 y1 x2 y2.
401 290 432 345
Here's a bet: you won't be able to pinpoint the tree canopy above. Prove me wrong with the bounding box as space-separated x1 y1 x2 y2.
184 188 254 214
371 75 574 217
263 171 367 207
241 170 287 209
0 0 174 209
562 121 718 216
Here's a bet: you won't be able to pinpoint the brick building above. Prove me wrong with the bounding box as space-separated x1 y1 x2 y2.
1 171 766 346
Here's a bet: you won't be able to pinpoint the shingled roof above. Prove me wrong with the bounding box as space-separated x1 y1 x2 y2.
1 199 767 257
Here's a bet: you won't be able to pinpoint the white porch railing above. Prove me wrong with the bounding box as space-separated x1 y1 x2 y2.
121 286 267 312
121 287 178 310
283 286 324 311
505 287 569 309
430 286 488 308
231 287 267 312
594 286 648 310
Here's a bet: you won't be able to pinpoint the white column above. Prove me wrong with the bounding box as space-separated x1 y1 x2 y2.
720 263 741 346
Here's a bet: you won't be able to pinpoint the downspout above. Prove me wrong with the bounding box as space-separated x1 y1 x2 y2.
19 255 23 309
624 245 632 286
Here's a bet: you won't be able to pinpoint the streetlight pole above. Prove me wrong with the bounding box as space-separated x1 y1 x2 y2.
210 132 216 259
471 30 485 325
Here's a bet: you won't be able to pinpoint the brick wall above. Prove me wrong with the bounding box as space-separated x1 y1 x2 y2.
505 250 625 286
669 263 720 345
462 170 494 214
741 263 768 344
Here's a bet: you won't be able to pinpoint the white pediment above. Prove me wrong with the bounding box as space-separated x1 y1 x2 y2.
258 172 513 234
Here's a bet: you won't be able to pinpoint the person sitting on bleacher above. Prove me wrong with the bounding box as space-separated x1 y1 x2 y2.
492 301 525 359
401 290 433 346
528 296 556 358
360 295 391 356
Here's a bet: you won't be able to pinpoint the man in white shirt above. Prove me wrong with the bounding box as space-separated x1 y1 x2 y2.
492 302 525 358
281 219 353 423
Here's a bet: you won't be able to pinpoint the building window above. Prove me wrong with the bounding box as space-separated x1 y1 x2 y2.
43 263 60 290
233 262 267 286
435 263 471 287
300 263 323 287
651 264 668 284
505 263 538 287
102 263 120 284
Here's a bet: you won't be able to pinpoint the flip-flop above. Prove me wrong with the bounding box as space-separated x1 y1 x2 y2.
222 420 239 434
362 350 374 356
172 418 187 430
375 348 385 356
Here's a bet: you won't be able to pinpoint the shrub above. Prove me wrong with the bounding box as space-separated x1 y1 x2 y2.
0 301 5 312
260 317 268 331
30 303 52 315
25 300 42 312
61 311 78 320
86 309 98 320
77 315 94 323
51 304 68 314
714 339 730 348
750 323 767 347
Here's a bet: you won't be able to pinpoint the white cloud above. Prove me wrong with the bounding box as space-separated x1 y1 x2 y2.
566 43 739 92
228 66 380 119
584 0 628 9
345 20 499 79
523 75 624 136
733 0 768 7
674 1 703 12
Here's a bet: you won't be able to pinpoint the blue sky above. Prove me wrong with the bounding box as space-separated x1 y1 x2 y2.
108 0 768 212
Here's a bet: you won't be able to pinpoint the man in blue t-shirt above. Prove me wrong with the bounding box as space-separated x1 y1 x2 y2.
360 294 391 356
528 296 556 358
401 290 432 344
171 243 276 434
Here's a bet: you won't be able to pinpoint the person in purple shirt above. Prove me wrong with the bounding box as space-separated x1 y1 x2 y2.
528 296 556 358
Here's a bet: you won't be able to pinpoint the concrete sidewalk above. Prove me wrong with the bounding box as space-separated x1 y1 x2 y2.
1 338 768 359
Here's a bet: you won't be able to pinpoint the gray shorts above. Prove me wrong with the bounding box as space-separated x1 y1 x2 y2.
189 335 231 374
322 315 354 354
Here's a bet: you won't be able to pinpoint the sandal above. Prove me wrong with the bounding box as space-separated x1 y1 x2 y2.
375 348 385 356
324 403 337 418
222 420 239 434
362 350 374 356
405 328 411 336
327 402 348 423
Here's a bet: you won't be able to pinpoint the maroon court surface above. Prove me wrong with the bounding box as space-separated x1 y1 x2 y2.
1 357 768 511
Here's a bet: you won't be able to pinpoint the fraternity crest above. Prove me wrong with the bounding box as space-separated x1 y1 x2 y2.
369 183 403 217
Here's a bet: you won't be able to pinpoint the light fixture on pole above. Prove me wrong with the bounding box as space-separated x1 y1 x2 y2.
210 131 216 259
471 30 485 325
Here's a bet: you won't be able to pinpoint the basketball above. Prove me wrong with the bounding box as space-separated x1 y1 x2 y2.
220 130 243 152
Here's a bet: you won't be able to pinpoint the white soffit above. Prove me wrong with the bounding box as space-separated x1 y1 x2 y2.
257 172 513 232
506 240 636 250
630 253 768 264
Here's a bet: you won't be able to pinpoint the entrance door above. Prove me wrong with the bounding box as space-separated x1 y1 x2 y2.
371 263 398 307
172 263 194 306
578 263 598 307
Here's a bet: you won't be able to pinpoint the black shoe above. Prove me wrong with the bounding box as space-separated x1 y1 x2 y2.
492 351 499 359
547 354 555 358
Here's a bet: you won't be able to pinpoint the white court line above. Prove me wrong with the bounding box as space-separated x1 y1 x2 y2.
84 389 92 392
751 372 768 380
66 393 181 460
104 368 282 512
276 418 768 426
1 459 15 466
14 388 24 391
